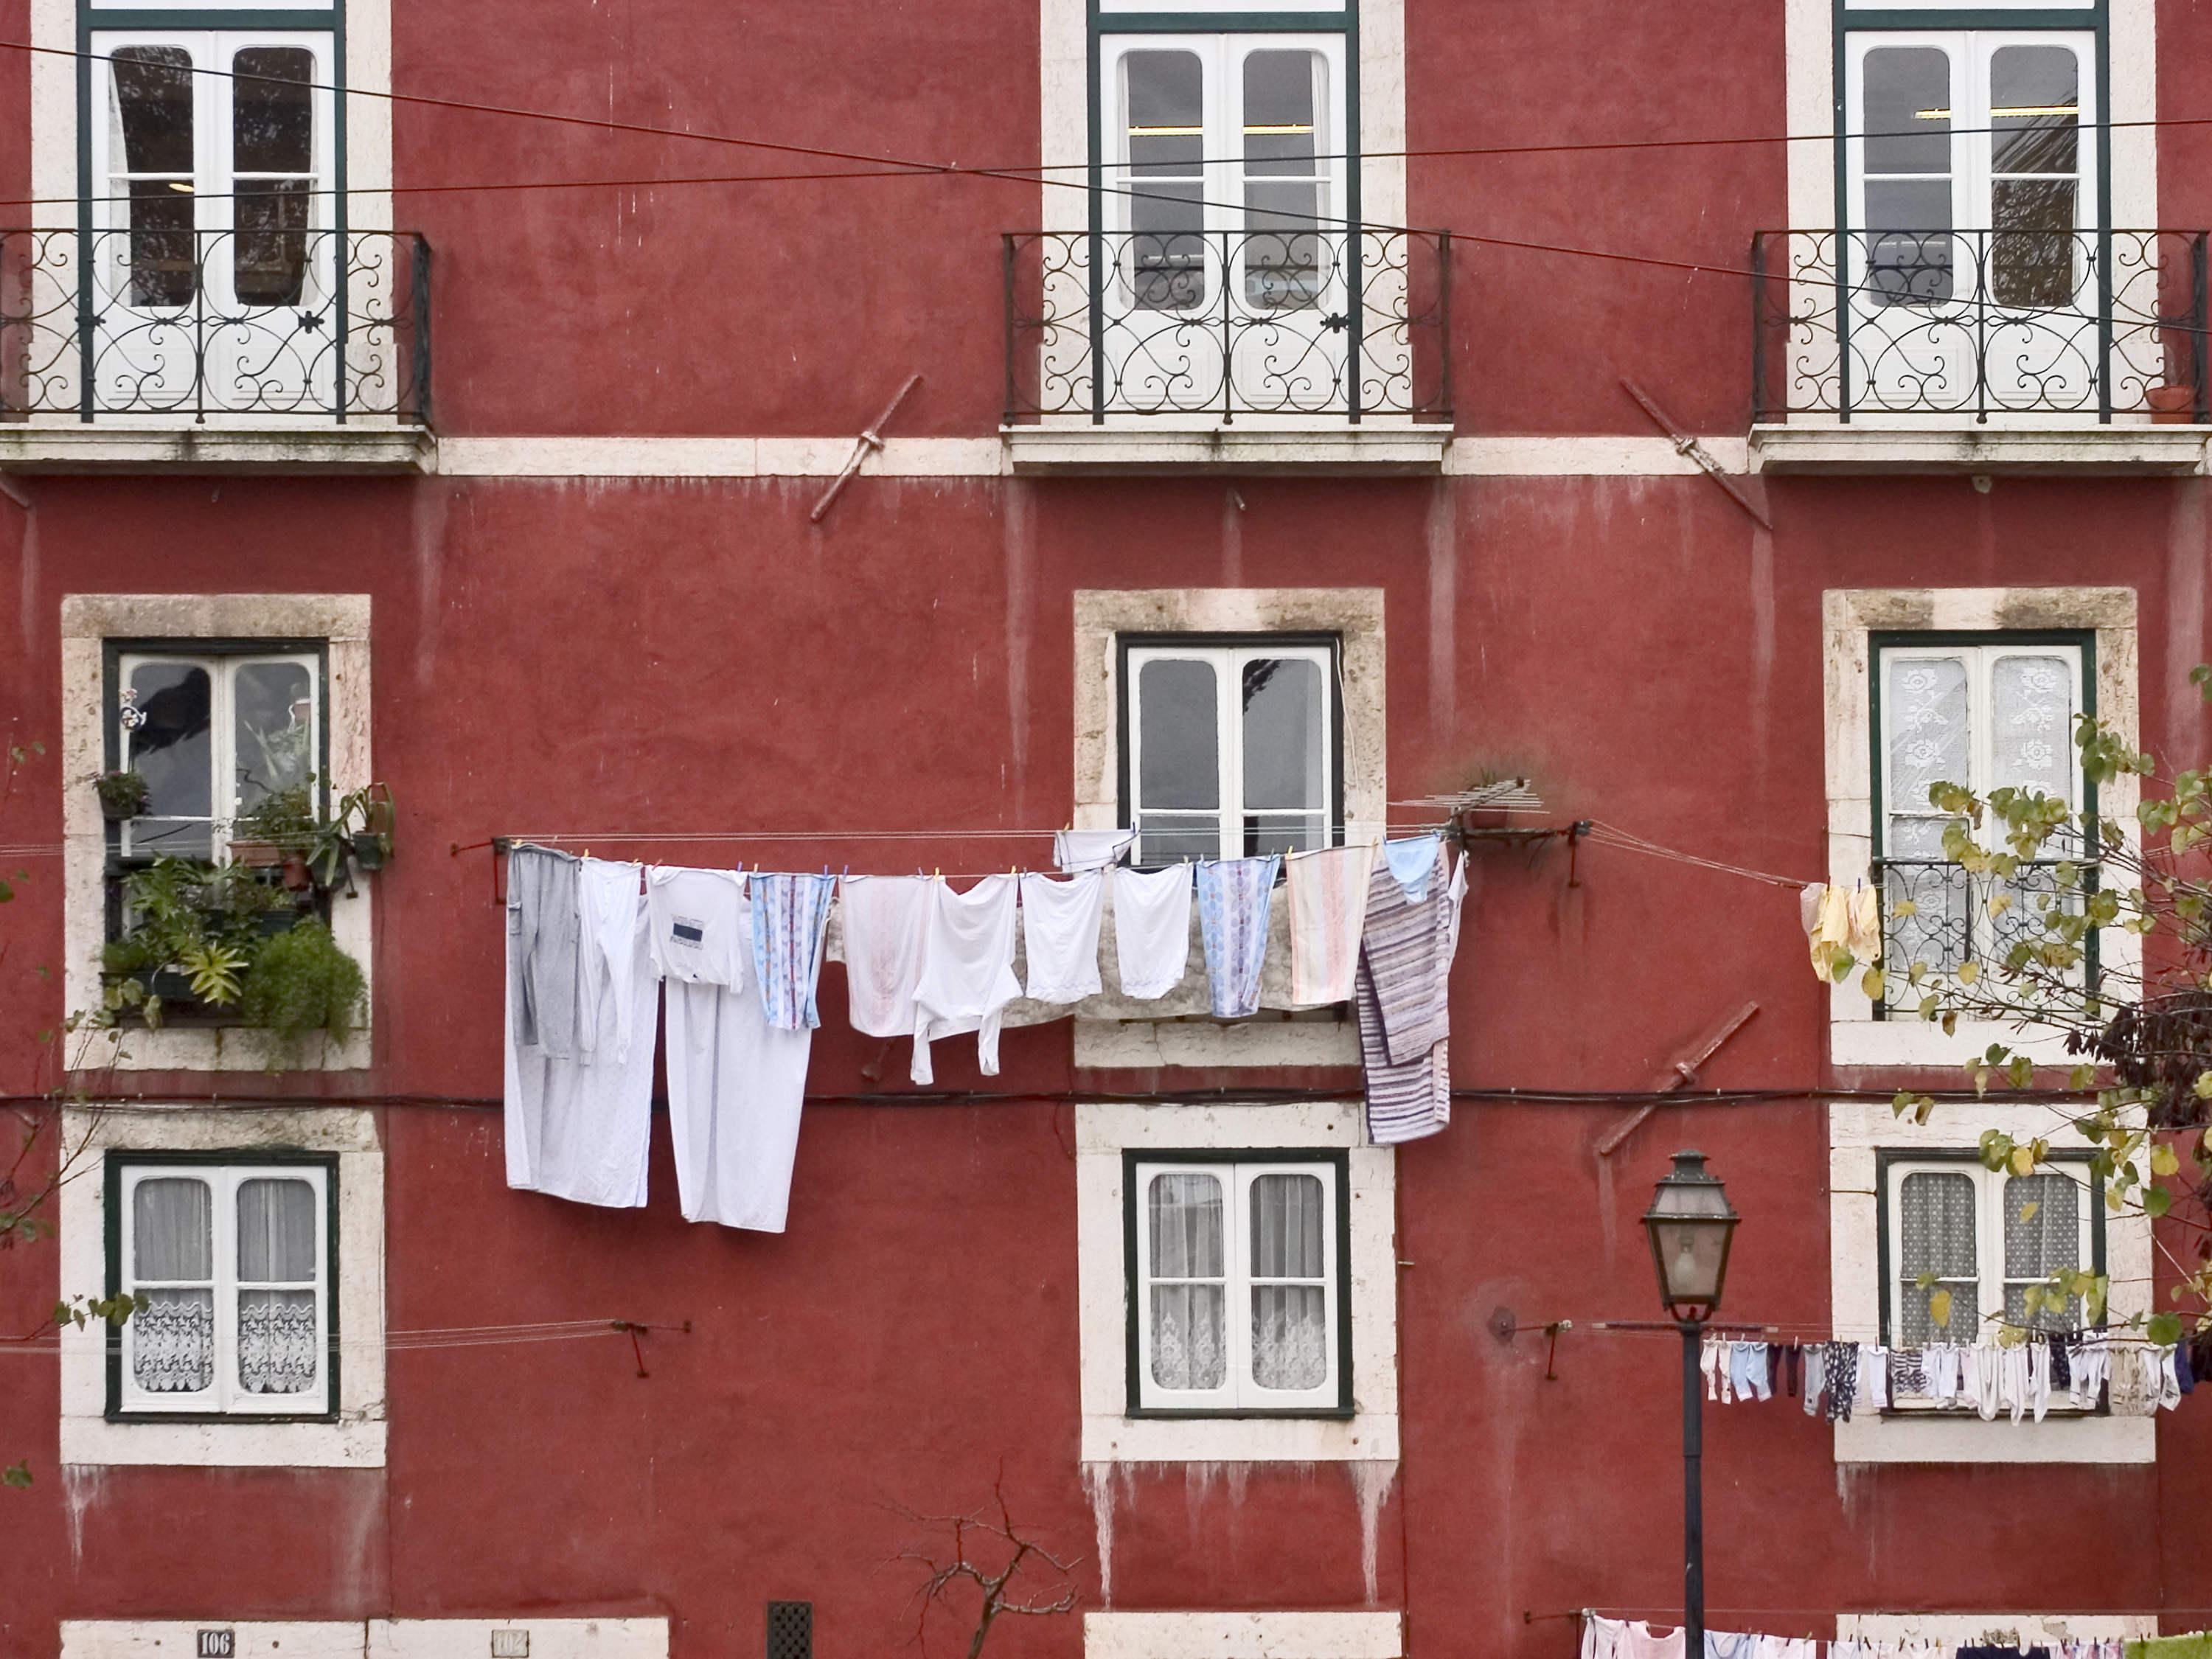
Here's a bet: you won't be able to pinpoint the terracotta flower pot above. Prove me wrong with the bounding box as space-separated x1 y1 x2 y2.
229 839 283 869
279 852 314 892
2147 383 2200 425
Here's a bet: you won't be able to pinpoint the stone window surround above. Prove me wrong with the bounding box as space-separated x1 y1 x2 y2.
1072 588 1383 1071
1085 1613 1403 1659
1076 1100 1398 1463
1827 1098 2153 1465
60 593 375 1073
58 1104 386 1469
1821 586 2139 1071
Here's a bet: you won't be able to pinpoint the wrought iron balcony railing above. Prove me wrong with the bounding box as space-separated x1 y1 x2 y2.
1002 227 1451 423
1876 857 2100 1015
1 228 431 422
1751 229 2208 423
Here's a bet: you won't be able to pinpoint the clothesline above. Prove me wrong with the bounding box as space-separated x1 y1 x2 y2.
1582 1610 2189 1659
0 1318 683 1357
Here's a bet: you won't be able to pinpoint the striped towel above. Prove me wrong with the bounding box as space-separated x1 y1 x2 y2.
1354 843 1464 1145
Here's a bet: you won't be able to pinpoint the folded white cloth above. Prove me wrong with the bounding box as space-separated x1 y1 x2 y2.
1054 827 1137 873
1286 842 1379 1006
1111 863 1194 999
838 874 933 1037
911 874 1023 1085
1020 870 1106 1004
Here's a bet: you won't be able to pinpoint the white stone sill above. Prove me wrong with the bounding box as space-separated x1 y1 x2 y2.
1752 420 2208 475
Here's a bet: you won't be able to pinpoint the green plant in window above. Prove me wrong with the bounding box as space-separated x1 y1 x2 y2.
93 768 150 821
237 917 365 1065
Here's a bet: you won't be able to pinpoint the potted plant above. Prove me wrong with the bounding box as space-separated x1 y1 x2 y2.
99 857 299 1026
238 917 366 1065
345 782 396 873
230 784 317 882
94 769 150 823
2148 382 2202 424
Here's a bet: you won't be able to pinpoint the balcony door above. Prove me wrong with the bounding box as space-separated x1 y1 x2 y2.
1103 35 1348 417
89 32 335 417
1844 32 2098 415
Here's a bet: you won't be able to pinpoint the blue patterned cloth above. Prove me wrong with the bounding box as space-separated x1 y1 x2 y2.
1196 856 1281 1018
749 872 837 1030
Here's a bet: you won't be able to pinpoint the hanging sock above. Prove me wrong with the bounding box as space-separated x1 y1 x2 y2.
750 871 836 1032
1196 855 1281 1019
1285 841 1380 1006
838 874 933 1038
1856 1343 1891 1411
1019 869 1107 1004
911 874 1023 1086
1110 863 1195 999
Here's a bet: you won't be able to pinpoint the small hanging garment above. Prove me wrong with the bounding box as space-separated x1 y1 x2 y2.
508 844 585 1057
1966 1343 2003 1421
1053 827 1137 873
911 874 1023 1085
1197 855 1281 1018
505 858 657 1208
1019 869 1107 1004
839 874 933 1038
1728 1340 1767 1402
1889 1346 1928 1401
1857 1343 1891 1411
750 872 836 1032
1111 862 1196 1000
1801 1343 1827 1416
1383 832 1443 902
1804 883 1854 980
651 867 814 1232
1286 841 1380 1006
1823 1341 1860 1422
1355 841 1468 1146
1701 1333 1728 1402
1846 881 1882 961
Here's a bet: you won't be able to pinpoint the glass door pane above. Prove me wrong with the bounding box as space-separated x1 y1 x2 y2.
1135 656 1224 863
1861 46 1955 307
1123 49 1208 311
106 46 199 309
229 46 316 307
1987 44 2081 309
1239 655 1326 855
123 660 215 859
1239 49 1325 311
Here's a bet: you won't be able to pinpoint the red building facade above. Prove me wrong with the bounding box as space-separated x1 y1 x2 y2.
3 0 2211 1655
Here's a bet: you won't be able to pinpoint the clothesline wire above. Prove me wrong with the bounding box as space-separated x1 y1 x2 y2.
1584 821 1815 893
1 1316 684 1356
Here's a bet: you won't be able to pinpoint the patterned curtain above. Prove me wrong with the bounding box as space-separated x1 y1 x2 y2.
132 1177 214 1394
1249 1172 1327 1391
1149 1172 1225 1390
237 1178 319 1395
1897 1170 1980 1347
2004 1172 2082 1332
1883 654 1972 977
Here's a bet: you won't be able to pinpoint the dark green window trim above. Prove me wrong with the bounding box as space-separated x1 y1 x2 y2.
1121 1146 1355 1419
102 1147 342 1425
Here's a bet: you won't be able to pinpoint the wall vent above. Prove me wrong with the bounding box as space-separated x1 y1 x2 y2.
768 1601 814 1659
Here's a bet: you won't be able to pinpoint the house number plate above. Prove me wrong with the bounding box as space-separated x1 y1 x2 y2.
197 1635 236 1659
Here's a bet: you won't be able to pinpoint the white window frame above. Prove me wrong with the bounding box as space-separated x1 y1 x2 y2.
116 1158 332 1417
1130 1155 1345 1413
1124 639 1338 863
115 647 324 862
1882 1155 2097 1362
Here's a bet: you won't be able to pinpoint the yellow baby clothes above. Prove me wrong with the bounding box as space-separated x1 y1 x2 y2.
1846 883 1882 961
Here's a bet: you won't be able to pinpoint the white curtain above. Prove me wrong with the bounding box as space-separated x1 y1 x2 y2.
2005 1172 2081 1332
1148 1172 1225 1390
1249 1172 1326 1391
1897 1171 1979 1347
132 1177 214 1394
237 1178 319 1395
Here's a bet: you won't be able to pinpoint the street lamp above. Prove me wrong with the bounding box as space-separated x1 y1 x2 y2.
1641 1150 1739 1659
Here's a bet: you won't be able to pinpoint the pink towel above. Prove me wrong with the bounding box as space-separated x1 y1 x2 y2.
1286 843 1379 1006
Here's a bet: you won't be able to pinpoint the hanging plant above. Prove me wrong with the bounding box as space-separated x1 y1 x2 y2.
94 769 150 822
237 918 366 1065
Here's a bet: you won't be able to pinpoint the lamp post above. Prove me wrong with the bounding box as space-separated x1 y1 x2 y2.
1641 1150 1739 1659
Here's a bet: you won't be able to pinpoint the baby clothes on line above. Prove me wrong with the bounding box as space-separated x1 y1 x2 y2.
1702 1334 1729 1402
505 858 657 1209
1823 1342 1860 1422
1857 1343 1891 1412
651 867 814 1232
2068 1332 2110 1410
509 844 585 1057
1731 1340 1771 1402
1355 842 1468 1147
911 874 1023 1085
1285 841 1380 1006
750 871 836 1031
1889 1346 1927 1400
1197 856 1281 1018
838 874 932 1038
1020 869 1106 1004
1803 1343 1827 1416
1054 827 1136 873
1111 863 1195 999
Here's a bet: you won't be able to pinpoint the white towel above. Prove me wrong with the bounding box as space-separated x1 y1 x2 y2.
1111 863 1194 999
1020 870 1106 1004
838 874 932 1037
911 874 1023 1085
1286 842 1378 1006
1053 827 1136 873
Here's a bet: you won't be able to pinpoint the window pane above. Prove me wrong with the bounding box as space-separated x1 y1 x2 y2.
1992 181 2076 308
1148 1171 1224 1277
232 660 316 811
134 1290 215 1394
2004 1174 2081 1333
126 661 214 857
1249 1172 1324 1277
1245 813 1326 858
133 1175 213 1279
110 46 195 175
1990 46 2079 175
1138 658 1221 812
1897 1171 1980 1346
1147 1171 1225 1388
1864 194 1953 307
117 181 198 310
1251 1285 1326 1390
238 1288 319 1394
1138 818 1224 866
1884 855 1969 977
237 1176 316 1281
235 178 311 307
1242 50 1322 309
1150 1284 1225 1389
1125 50 1205 309
1885 653 1970 812
1241 658 1324 811
1863 47 1952 175
232 47 314 173
1989 654 2076 804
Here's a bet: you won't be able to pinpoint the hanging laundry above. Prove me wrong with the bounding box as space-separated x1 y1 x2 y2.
1285 841 1380 1006
2049 1335 2072 1394
1888 1346 1927 1401
1054 826 1137 873
2068 1331 2110 1410
1804 883 1854 980
1823 1341 1859 1422
1383 832 1444 902
1197 856 1281 1018
1020 869 1107 1004
1354 841 1468 1147
1111 863 1195 999
1702 1333 1728 1402
839 874 933 1038
505 858 657 1208
1730 1340 1770 1402
509 844 585 1057
650 867 815 1233
1802 1343 1826 1416
1856 1343 1890 1411
2160 1344 2185 1411
911 874 1023 1085
750 871 836 1032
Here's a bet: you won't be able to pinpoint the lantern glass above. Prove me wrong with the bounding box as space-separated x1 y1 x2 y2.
1641 1150 1738 1319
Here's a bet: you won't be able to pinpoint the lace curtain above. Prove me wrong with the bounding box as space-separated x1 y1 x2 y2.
1897 1171 1980 1347
237 1178 319 1395
1149 1172 1225 1390
132 1177 214 1394
1250 1173 1327 1391
2004 1172 2081 1332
